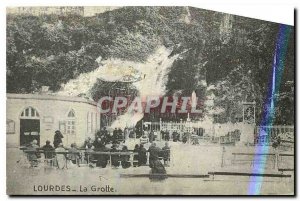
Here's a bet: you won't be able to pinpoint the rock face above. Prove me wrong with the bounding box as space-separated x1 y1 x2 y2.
6 6 294 125
219 14 234 45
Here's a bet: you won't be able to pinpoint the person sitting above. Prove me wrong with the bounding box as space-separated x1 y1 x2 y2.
68 143 80 166
117 128 123 142
27 139 40 167
85 144 95 168
93 137 104 151
112 128 118 144
140 133 149 145
138 144 147 166
121 146 131 169
133 144 140 167
42 140 54 166
272 136 281 149
42 140 54 159
96 144 109 168
110 144 120 168
162 142 170 166
82 137 93 149
55 143 67 169
148 142 161 168
102 127 111 144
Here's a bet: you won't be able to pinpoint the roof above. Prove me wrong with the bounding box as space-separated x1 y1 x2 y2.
7 93 97 106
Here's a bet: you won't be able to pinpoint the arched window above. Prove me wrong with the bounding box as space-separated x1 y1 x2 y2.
66 109 76 135
20 107 40 119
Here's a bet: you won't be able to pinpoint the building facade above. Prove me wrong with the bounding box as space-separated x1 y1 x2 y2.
6 93 100 148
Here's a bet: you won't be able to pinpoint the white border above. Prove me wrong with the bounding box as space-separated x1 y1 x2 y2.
0 0 297 200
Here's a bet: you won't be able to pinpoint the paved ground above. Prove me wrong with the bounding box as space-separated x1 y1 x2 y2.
6 140 294 195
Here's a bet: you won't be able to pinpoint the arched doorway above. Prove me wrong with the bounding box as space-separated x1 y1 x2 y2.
20 106 40 146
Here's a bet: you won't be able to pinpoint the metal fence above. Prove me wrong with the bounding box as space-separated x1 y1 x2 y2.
254 125 294 145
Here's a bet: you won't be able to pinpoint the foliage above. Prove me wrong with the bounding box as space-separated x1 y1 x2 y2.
6 7 294 124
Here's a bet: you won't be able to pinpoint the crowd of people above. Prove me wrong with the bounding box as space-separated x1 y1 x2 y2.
24 129 171 173
141 129 190 144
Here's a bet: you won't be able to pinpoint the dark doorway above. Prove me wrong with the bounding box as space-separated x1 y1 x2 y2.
195 128 204 136
20 119 40 146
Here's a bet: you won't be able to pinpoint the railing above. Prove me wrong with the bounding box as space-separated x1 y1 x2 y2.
254 125 294 145
21 148 171 169
85 151 138 167
231 152 295 169
144 120 204 132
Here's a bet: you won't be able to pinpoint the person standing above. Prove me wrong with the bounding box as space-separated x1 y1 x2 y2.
165 130 170 141
272 136 281 169
162 142 171 166
161 130 165 141
182 133 188 144
149 130 155 143
68 143 80 166
53 130 64 148
124 127 129 141
149 142 167 180
138 144 147 166
133 144 140 167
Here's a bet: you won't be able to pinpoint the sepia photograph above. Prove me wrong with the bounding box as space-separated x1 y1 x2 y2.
6 6 295 195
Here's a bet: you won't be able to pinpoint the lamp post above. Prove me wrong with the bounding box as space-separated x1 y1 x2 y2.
108 82 118 127
242 101 256 144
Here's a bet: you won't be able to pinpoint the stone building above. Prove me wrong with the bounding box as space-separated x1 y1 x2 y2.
6 93 100 148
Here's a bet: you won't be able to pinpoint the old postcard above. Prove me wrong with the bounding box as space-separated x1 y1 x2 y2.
6 6 294 195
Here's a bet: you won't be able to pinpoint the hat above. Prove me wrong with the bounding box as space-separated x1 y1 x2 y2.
55 130 61 134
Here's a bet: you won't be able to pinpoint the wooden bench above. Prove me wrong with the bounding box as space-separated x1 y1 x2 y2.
86 151 138 167
279 153 294 157
120 174 210 178
208 171 292 180
232 153 276 168
278 168 294 174
24 150 81 168
21 148 171 169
